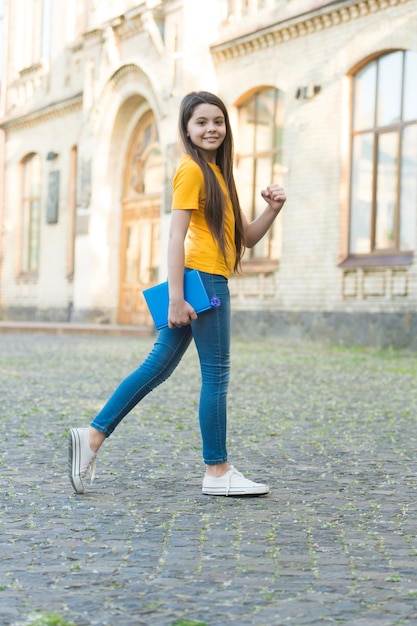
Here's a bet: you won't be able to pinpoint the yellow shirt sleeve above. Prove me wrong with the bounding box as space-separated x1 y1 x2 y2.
171 157 205 211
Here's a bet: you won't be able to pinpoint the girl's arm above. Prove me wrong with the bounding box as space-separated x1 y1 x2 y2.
242 184 286 248
167 209 198 328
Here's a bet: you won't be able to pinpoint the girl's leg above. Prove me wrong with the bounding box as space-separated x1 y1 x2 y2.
192 272 270 497
191 273 231 468
68 326 192 493
91 325 193 436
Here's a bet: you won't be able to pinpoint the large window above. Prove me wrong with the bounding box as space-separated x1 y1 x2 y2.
14 0 51 70
236 87 284 264
349 50 417 260
21 153 41 273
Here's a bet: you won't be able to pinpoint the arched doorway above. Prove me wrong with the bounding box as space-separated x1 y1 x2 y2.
118 110 163 325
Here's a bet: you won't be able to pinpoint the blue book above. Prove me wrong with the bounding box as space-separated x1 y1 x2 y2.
142 270 212 330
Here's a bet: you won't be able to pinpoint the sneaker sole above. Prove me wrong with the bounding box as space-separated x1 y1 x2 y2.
202 485 270 496
68 429 85 494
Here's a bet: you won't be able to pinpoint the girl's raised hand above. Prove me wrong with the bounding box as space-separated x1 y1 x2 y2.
261 184 287 214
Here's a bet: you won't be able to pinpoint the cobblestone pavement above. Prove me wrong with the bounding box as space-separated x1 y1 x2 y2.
1 332 417 626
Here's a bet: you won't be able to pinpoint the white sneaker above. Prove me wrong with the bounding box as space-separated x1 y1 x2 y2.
68 427 97 494
202 465 270 496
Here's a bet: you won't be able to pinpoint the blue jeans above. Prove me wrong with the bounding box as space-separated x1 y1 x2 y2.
90 271 230 465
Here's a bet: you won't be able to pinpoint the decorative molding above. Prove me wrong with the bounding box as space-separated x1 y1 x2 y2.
211 0 409 61
392 269 408 297
96 63 162 122
363 269 386 297
0 94 83 132
114 14 144 40
342 267 410 300
109 63 151 91
342 270 358 298
19 62 43 77
83 28 104 43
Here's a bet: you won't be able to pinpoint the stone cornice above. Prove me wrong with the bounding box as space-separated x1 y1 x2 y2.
210 0 409 61
0 93 83 132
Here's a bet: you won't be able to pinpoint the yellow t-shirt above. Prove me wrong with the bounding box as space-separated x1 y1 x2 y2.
171 156 236 278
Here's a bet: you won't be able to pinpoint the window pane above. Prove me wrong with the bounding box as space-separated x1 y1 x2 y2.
403 51 417 122
353 63 376 131
237 87 283 261
143 123 152 149
42 0 52 58
377 52 402 127
124 226 137 284
400 125 417 250
138 221 151 284
238 99 256 155
255 156 272 216
274 91 284 146
143 147 163 194
28 199 41 270
375 132 398 250
237 156 254 220
22 154 41 272
252 156 272 258
350 134 373 253
254 89 275 153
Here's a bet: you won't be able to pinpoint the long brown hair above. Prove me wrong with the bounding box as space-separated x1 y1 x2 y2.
178 91 245 273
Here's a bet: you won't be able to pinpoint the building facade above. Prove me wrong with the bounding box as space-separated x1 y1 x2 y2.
0 0 416 347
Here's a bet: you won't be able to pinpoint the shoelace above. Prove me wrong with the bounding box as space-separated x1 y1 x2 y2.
224 465 245 496
81 455 97 484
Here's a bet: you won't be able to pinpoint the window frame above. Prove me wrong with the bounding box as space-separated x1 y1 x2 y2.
235 86 284 271
19 153 42 277
341 50 417 268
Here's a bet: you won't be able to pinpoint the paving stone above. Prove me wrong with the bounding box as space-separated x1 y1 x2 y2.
1 333 417 625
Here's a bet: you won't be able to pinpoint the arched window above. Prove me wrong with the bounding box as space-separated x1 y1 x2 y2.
236 87 285 265
349 50 417 261
21 153 41 273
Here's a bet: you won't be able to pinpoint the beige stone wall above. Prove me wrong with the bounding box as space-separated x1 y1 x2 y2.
215 0 417 314
1 104 82 319
0 0 416 333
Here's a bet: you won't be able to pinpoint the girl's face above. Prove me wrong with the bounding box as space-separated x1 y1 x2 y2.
186 103 226 163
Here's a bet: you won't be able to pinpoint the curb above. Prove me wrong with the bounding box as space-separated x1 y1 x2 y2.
0 321 155 337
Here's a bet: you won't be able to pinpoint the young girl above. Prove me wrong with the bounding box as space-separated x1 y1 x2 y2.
69 91 286 497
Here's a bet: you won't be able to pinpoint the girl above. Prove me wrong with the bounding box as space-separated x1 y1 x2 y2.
68 91 286 497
